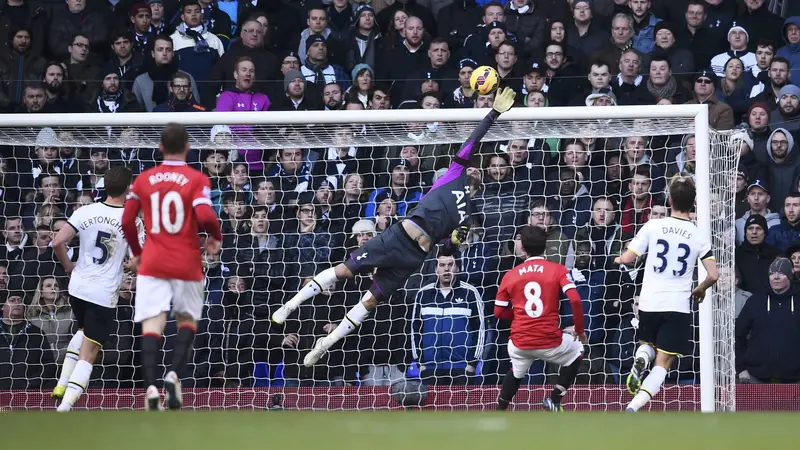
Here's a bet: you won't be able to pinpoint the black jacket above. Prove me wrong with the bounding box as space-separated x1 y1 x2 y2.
48 5 107 60
436 0 483 53
0 320 57 389
0 0 48 58
735 241 782 294
376 0 436 37
736 286 800 382
0 44 46 111
736 3 785 53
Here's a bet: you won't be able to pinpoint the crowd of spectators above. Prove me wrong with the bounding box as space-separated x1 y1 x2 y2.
2 0 800 391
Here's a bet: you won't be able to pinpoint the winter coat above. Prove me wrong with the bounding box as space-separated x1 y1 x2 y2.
237 0 304 53
766 217 800 252
477 173 530 244
504 1 547 58
676 25 726 73
765 127 800 210
737 3 785 53
770 102 800 133
28 305 72 363
0 45 46 111
567 21 608 63
735 240 782 294
220 232 292 312
716 82 752 124
632 14 661 55
711 50 756 78
436 0 483 52
0 320 57 389
546 183 593 240
153 94 207 112
684 94 735 130
171 25 225 84
343 28 381 73
48 5 107 60
88 90 142 113
736 286 800 382
574 223 622 270
645 45 694 81
0 1 47 59
375 0 436 38
777 17 800 74
202 41 279 106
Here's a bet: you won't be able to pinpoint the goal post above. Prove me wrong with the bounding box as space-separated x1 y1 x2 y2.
0 104 738 412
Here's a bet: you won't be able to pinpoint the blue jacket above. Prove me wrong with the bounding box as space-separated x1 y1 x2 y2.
735 287 800 381
632 14 662 55
777 17 800 74
766 218 800 252
365 187 422 217
411 280 485 370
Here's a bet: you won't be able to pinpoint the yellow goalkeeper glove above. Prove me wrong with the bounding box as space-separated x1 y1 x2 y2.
492 87 516 114
450 225 469 246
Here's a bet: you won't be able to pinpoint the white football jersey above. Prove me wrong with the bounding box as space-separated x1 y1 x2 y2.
67 203 134 308
628 217 714 314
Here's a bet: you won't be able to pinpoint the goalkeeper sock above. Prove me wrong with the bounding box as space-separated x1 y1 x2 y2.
141 333 161 388
326 302 370 345
497 369 523 411
551 357 582 405
627 365 667 411
634 344 656 368
170 325 196 378
290 267 339 306
57 360 92 411
57 330 84 388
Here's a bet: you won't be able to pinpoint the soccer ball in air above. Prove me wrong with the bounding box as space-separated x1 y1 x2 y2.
469 66 499 95
390 380 429 407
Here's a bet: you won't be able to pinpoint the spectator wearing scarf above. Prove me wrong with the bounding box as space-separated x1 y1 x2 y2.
91 67 142 113
171 0 225 84
301 34 351 92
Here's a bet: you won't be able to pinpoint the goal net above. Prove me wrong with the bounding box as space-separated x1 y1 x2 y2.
0 106 738 412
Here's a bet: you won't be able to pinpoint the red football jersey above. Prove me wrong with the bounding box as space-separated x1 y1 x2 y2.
495 256 577 350
128 161 212 281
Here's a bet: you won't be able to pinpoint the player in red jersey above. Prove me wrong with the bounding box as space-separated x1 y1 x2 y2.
494 225 587 411
121 123 222 411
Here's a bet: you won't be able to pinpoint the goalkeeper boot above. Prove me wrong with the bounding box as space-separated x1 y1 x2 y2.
303 337 330 367
626 356 647 395
271 302 299 325
543 398 564 412
145 385 163 411
51 384 66 400
164 371 183 411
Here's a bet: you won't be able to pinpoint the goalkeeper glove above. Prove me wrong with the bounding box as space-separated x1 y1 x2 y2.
492 87 516 114
450 225 469 247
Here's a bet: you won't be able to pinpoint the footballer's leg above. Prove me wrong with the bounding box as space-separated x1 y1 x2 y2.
141 313 168 411
627 342 656 394
272 264 352 324
497 340 533 411
544 334 586 412
626 351 675 412
52 330 83 400
164 313 197 411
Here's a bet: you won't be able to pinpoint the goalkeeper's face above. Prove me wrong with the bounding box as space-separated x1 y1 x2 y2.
466 167 482 188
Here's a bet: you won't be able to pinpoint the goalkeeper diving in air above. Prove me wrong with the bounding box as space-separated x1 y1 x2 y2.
272 87 517 367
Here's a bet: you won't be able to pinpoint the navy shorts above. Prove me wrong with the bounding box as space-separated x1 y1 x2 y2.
344 223 429 298
636 311 693 357
70 296 115 347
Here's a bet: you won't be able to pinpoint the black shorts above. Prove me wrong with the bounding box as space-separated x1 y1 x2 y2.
70 296 115 347
636 311 693 357
344 223 429 298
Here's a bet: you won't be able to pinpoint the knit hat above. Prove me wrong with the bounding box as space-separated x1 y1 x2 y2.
35 127 58 147
146 0 162 4
388 158 411 171
352 3 374 23
459 58 478 70
305 34 327 51
654 21 676 37
748 101 770 117
731 128 754 150
573 0 591 7
728 22 749 42
210 125 232 142
585 87 617 106
284 69 304 90
281 50 300 64
778 84 800 101
487 21 506 33
744 214 768 233
694 68 717 84
351 63 374 81
736 163 748 183
769 257 793 279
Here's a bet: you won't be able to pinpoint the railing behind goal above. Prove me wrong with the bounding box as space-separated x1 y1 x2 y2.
0 106 737 412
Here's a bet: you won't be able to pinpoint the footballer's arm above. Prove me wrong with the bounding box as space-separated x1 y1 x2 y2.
53 225 78 273
692 256 719 302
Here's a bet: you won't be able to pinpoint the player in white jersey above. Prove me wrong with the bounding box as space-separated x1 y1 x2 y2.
615 176 718 412
50 166 135 411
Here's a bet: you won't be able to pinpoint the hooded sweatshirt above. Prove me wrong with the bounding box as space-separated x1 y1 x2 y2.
777 17 800 74
766 127 800 211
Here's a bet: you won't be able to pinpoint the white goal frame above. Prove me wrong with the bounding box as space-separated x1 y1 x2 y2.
1 104 727 412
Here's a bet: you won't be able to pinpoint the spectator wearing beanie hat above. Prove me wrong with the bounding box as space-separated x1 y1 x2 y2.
272 68 320 111
296 6 338 65
649 21 694 80
344 3 381 72
685 69 734 130
90 67 142 113
710 23 757 77
736 212 781 293
301 34 351 91
736 179 781 244
770 84 800 132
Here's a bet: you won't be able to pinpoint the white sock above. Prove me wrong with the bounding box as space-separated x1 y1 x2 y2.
634 344 656 368
324 302 371 348
57 360 93 411
290 268 339 306
627 365 668 411
57 331 84 388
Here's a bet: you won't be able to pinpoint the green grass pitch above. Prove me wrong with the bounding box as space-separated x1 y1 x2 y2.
1 411 798 450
